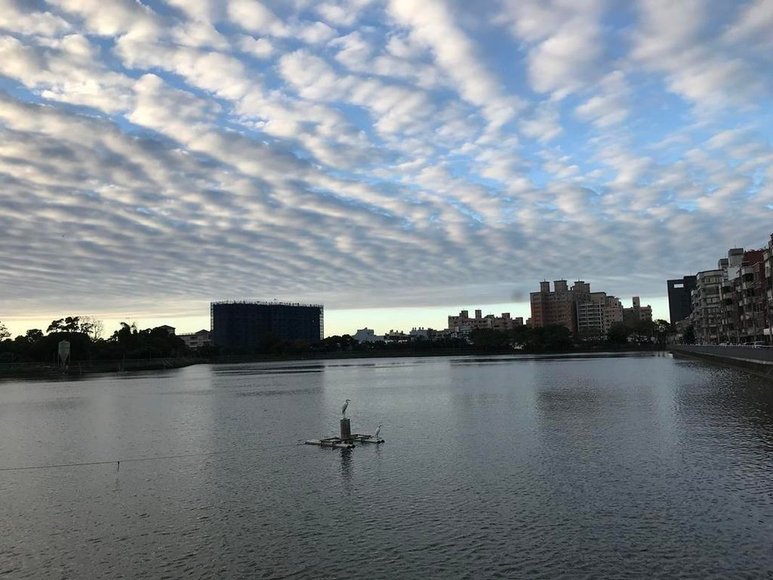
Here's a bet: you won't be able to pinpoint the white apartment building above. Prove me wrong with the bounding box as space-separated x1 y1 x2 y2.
179 329 211 349
691 269 723 343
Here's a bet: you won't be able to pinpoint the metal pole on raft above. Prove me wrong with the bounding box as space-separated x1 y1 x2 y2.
340 417 352 442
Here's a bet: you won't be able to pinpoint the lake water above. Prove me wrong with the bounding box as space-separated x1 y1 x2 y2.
1 353 772 578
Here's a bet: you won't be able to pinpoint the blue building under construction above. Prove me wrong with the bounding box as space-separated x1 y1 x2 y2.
211 301 324 352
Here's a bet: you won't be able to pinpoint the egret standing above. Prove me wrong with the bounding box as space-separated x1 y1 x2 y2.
341 399 351 417
375 424 382 440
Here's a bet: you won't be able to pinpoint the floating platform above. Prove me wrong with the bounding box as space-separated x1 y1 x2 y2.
305 417 384 449
350 434 384 444
305 437 355 449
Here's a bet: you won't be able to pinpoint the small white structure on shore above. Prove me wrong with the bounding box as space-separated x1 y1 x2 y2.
353 328 384 343
58 340 70 368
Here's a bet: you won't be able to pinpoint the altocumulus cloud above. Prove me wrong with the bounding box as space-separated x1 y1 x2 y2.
0 0 772 324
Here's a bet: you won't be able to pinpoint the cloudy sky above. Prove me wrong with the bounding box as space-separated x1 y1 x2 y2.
1 0 772 336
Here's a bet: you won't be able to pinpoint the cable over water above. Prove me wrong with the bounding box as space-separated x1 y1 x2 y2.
0 441 307 472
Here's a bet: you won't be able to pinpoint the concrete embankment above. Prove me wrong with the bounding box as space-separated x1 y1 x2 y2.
670 345 773 379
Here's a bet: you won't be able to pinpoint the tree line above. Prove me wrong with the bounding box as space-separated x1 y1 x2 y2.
0 317 188 363
312 318 674 355
0 315 676 364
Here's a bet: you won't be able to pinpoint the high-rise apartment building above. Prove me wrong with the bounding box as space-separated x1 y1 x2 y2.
530 280 624 337
735 250 766 343
765 234 773 341
667 276 697 323
672 233 773 344
690 270 723 343
211 301 324 351
530 279 578 334
604 296 624 329
576 293 607 339
717 248 745 341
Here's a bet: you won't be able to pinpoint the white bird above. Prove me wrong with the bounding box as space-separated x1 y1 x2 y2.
341 399 351 417
375 424 382 440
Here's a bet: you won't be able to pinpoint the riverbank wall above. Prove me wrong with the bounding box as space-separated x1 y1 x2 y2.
670 345 773 379
0 357 204 379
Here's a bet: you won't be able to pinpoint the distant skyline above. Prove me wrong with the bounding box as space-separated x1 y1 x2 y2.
2 296 670 339
1 1 771 339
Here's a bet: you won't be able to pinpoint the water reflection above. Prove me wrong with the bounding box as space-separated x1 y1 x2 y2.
671 365 773 453
213 362 326 375
235 387 321 397
2 355 773 578
340 448 353 495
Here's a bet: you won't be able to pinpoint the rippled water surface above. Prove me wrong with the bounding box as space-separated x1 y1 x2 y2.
1 353 773 578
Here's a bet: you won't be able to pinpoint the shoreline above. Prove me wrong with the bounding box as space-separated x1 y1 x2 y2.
670 345 773 380
0 345 665 380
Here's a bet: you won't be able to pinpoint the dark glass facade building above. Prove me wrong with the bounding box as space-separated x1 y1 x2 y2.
211 301 324 351
667 276 697 323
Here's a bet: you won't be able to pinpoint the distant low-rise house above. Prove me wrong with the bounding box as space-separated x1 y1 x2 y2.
156 325 176 335
383 330 409 344
179 329 212 349
409 327 431 340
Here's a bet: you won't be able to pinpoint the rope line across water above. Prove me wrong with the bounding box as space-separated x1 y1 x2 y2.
0 442 307 472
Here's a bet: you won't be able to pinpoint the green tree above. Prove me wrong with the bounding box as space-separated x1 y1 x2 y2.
106 323 186 359
0 321 9 340
318 334 357 352
79 316 104 341
470 328 511 350
109 322 138 354
653 319 673 347
25 328 44 342
509 325 531 349
526 325 573 352
633 319 656 338
141 326 186 358
13 329 44 347
7 329 46 361
47 316 94 335
607 322 632 345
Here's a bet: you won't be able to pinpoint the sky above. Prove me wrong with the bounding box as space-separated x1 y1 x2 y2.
1 0 772 338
